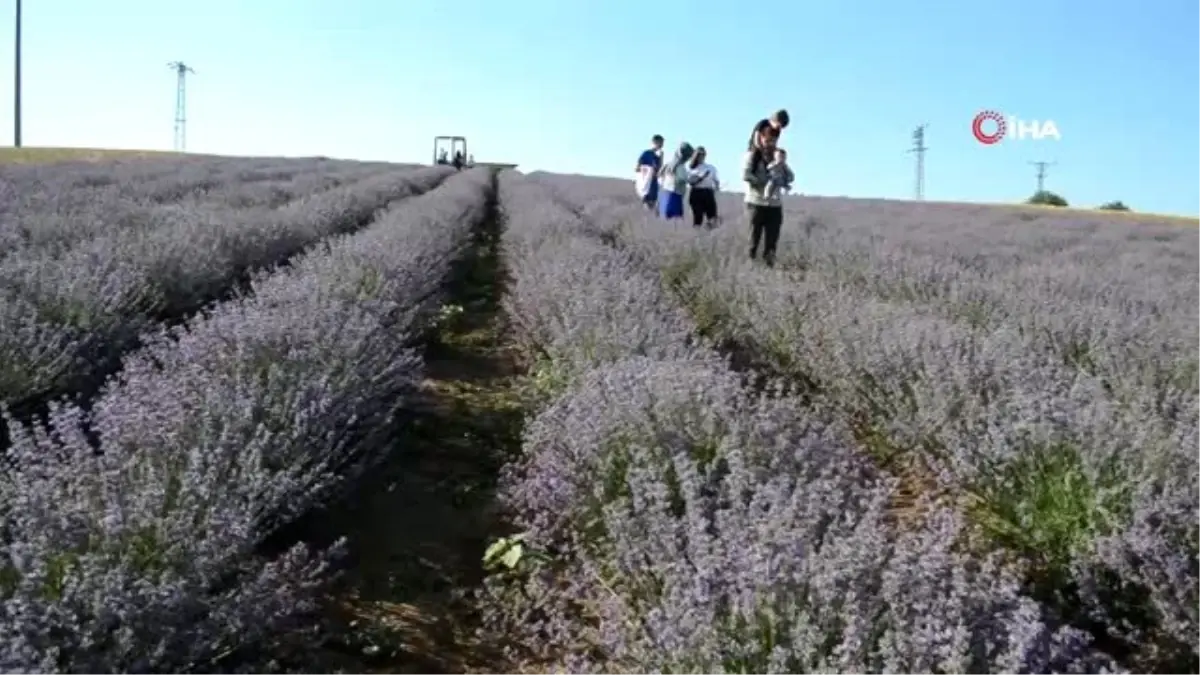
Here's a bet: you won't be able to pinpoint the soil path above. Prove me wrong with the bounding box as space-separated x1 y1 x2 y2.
300 178 525 673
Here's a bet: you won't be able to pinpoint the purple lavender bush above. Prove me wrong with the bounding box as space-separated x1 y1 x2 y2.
492 357 1115 673
0 164 452 414
0 157 372 255
496 171 711 396
479 172 1111 673
537 180 1198 671
0 169 492 672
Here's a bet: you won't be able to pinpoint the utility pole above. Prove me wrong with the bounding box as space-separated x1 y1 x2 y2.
168 61 195 152
1029 160 1055 193
907 124 928 200
13 0 22 147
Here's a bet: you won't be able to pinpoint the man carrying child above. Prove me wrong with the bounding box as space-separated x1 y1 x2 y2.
742 122 791 267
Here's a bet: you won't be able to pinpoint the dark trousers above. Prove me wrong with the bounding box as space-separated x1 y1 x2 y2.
747 204 783 266
689 188 718 227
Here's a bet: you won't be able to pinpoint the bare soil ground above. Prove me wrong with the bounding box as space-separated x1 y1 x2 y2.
0 147 186 164
288 195 528 673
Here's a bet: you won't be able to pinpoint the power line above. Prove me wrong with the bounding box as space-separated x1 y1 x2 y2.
13 0 21 148
1029 160 1056 193
168 61 195 152
907 124 928 200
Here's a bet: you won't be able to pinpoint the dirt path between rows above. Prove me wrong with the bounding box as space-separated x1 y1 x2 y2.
294 177 526 673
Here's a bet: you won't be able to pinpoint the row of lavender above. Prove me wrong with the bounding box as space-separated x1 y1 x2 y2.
485 171 1116 673
0 168 493 672
533 172 1198 399
0 161 454 417
740 193 1199 402
0 156 407 255
529 175 1199 672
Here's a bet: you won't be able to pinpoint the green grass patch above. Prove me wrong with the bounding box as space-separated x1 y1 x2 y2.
967 441 1131 573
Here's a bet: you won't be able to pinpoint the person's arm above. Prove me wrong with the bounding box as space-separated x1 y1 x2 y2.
711 165 720 191
742 151 766 187
784 166 795 188
748 118 769 150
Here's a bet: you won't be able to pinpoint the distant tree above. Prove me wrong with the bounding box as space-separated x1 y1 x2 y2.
1027 190 1068 207
1098 200 1131 211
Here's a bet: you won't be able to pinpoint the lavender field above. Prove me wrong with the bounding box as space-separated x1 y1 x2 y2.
0 155 1195 673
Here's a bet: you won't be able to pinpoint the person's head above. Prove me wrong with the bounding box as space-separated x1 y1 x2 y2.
760 127 780 151
677 142 695 162
774 147 787 164
651 134 664 151
770 109 790 132
753 123 781 152
690 146 707 168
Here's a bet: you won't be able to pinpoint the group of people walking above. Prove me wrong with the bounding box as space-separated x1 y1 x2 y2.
634 109 794 266
636 137 722 227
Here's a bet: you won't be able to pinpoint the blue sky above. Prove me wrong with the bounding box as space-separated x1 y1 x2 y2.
1 0 1197 216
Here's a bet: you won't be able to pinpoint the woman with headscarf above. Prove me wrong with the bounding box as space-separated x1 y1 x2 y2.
686 146 720 228
657 141 694 220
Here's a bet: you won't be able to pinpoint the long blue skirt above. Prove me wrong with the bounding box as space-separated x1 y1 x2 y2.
659 190 685 219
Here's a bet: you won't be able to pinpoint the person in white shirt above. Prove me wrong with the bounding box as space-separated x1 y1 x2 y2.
634 134 665 210
686 146 720 228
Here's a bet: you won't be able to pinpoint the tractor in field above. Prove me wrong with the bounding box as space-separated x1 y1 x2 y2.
432 135 517 171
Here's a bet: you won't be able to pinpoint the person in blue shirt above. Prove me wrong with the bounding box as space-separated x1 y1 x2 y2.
634 134 665 210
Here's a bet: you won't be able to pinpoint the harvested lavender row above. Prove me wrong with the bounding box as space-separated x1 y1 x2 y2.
567 195 1198 672
0 165 452 411
0 168 492 673
485 173 1111 673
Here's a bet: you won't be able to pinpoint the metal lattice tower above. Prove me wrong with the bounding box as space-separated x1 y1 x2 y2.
1030 160 1055 193
13 0 22 148
907 124 928 200
168 61 195 152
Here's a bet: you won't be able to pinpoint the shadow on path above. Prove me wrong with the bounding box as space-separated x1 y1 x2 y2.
299 182 524 673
